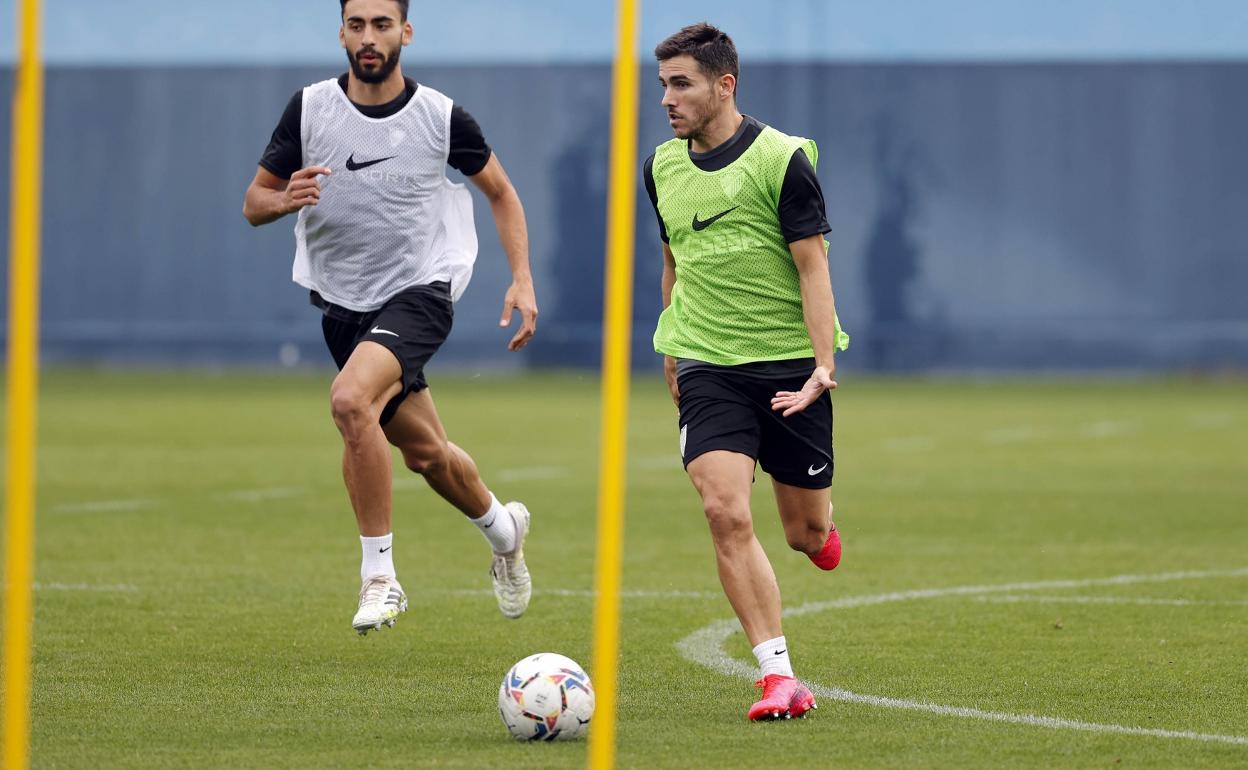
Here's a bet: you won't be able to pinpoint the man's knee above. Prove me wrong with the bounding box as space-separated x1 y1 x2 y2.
785 522 828 555
703 494 752 543
329 382 376 436
402 440 450 476
782 502 831 554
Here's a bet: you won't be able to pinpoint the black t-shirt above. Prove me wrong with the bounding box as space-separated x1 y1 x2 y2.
258 75 492 179
643 115 830 245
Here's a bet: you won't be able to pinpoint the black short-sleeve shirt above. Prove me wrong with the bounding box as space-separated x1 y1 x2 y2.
258 74 492 179
643 115 830 245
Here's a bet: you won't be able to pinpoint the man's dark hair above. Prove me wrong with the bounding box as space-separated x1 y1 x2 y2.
340 0 410 21
654 23 739 85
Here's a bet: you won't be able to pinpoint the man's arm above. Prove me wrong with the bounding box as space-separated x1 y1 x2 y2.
242 165 331 227
466 154 538 352
661 243 679 405
771 234 839 416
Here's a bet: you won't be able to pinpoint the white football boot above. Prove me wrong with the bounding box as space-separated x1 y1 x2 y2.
352 575 407 635
490 502 532 619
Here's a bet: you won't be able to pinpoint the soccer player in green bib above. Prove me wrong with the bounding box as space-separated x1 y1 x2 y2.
645 23 850 721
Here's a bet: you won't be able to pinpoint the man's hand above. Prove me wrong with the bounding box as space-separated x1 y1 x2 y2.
283 166 332 214
499 279 538 351
244 165 332 227
664 355 679 407
771 364 837 417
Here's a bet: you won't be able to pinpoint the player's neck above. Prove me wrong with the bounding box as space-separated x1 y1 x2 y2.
346 67 407 106
690 110 744 154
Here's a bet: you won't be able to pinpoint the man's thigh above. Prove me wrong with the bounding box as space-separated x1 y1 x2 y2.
378 286 452 423
381 388 448 455
333 340 404 408
686 450 757 510
772 477 831 529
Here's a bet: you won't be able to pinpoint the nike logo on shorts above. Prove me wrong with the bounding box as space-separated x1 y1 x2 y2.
370 326 399 337
807 463 829 476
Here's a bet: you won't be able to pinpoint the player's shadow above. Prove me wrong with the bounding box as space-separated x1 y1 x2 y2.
530 115 609 367
862 120 943 371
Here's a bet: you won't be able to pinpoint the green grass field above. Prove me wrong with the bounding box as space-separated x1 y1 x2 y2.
11 369 1248 768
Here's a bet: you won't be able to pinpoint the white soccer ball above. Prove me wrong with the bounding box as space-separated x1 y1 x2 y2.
498 652 595 741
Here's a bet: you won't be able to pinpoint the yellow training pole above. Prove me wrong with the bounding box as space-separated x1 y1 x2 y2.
588 0 640 768
3 0 45 768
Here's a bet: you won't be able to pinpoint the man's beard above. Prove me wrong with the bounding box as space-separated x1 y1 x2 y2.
347 45 401 84
673 94 717 142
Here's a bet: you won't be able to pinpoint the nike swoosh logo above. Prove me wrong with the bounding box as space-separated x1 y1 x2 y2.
370 326 399 337
774 649 787 655
483 520 494 529
807 463 829 476
379 546 391 553
691 206 738 231
345 153 397 171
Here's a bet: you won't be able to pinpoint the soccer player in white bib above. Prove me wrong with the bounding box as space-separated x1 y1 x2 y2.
244 0 537 634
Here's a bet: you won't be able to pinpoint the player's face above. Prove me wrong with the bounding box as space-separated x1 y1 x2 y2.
658 55 722 142
340 0 412 84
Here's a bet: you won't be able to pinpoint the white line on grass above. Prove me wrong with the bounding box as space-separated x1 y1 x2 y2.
46 499 156 514
496 466 570 482
1190 413 1234 429
1079 420 1135 439
34 582 139 593
218 487 306 503
447 587 721 600
978 594 1248 608
677 567 1248 746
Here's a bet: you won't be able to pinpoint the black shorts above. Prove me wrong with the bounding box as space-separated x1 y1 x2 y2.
676 359 834 489
316 282 453 426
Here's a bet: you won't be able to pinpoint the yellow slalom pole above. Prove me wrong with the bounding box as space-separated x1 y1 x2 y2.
588 0 640 768
3 1 45 768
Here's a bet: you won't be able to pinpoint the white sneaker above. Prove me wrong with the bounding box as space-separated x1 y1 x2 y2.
490 502 532 619
352 575 407 635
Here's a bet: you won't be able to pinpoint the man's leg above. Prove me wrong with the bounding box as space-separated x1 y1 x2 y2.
329 341 408 634
381 388 490 517
330 341 403 536
761 481 837 716
382 388 533 618
687 450 782 647
773 481 841 570
688 450 813 720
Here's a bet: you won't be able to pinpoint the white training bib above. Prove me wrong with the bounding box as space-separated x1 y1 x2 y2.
293 79 477 310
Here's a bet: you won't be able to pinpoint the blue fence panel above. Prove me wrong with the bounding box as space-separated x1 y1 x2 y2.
0 62 1245 371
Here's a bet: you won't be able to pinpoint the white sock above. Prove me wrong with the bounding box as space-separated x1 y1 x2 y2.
470 493 517 553
360 533 395 581
753 635 794 678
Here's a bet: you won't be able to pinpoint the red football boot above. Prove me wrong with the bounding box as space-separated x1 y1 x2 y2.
788 681 817 718
748 674 800 721
809 523 841 571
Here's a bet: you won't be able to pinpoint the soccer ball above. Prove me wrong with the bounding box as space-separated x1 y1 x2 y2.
498 652 595 741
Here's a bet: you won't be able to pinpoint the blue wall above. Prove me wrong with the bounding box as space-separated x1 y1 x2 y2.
1 62 1246 371
6 0 1248 64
